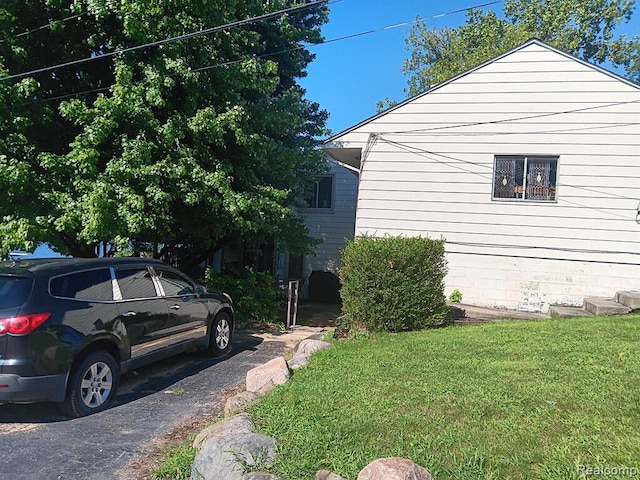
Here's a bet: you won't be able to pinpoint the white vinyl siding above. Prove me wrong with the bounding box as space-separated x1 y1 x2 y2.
328 41 640 311
301 161 358 277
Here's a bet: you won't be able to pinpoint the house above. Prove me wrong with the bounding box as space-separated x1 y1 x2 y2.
323 39 640 313
288 159 358 300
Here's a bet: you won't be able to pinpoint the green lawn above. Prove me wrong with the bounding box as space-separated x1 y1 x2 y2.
249 315 640 480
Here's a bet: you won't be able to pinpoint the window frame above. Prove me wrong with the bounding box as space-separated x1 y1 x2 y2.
113 265 161 301
302 174 334 211
152 267 196 298
49 267 115 303
492 155 558 203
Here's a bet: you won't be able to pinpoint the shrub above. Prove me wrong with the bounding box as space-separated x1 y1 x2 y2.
449 288 463 303
339 235 448 333
203 267 285 326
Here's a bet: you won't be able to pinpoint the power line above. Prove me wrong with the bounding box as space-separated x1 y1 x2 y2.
15 0 505 105
0 12 87 44
375 136 637 220
382 99 640 135
0 0 332 82
400 121 640 137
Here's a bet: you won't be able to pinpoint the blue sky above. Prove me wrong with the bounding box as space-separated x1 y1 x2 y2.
300 0 640 135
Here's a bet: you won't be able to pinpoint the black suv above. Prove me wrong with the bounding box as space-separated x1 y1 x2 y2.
0 257 233 417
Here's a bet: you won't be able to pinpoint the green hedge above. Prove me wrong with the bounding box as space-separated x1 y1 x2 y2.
339 235 448 333
203 267 285 326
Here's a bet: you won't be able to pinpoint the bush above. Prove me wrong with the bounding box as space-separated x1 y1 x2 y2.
339 235 448 333
203 267 285 327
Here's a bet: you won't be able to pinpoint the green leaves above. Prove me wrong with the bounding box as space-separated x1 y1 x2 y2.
401 0 640 96
0 0 328 261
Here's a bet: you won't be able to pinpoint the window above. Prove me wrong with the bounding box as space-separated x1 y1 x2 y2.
304 176 333 209
50 269 113 301
493 156 557 201
156 269 195 297
0 277 33 307
115 268 157 300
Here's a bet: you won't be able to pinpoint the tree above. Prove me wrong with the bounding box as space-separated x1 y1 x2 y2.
0 0 328 268
400 0 639 99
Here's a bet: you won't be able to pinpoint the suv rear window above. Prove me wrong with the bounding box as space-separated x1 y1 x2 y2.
0 276 33 308
50 269 113 301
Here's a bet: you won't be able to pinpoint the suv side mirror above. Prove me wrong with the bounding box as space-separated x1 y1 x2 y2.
195 284 207 295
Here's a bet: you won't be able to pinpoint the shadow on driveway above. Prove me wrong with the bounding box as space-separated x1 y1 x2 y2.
0 333 265 424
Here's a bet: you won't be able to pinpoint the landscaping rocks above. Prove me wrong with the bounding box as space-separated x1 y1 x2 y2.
188 337 433 480
246 356 291 394
242 473 288 480
287 352 311 370
294 339 332 355
192 413 254 449
191 433 278 480
225 390 261 417
357 457 433 480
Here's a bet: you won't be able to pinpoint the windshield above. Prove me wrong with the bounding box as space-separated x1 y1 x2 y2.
0 276 33 309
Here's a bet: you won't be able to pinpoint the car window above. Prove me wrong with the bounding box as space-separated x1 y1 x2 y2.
0 276 33 308
50 269 113 301
115 268 157 300
156 269 195 297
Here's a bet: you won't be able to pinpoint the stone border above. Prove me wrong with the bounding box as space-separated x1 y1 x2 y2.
190 338 433 480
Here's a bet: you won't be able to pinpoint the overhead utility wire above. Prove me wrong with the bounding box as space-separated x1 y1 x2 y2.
194 0 505 72
379 136 639 203
22 0 505 103
382 99 640 135
0 0 332 82
398 121 640 137
0 12 87 43
376 136 636 218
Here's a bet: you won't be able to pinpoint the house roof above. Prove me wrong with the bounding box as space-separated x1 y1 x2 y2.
323 38 640 169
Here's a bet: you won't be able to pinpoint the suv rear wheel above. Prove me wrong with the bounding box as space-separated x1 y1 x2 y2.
59 351 120 417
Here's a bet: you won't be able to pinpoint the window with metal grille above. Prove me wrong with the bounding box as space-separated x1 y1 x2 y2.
492 155 558 201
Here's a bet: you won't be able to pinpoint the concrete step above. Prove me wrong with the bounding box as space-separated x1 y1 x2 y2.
583 297 632 316
549 306 593 318
615 291 640 310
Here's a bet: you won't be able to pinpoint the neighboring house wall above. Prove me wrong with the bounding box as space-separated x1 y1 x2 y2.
326 41 640 312
299 160 358 292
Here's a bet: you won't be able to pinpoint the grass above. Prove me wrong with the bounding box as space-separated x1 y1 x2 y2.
151 443 196 480
247 315 640 480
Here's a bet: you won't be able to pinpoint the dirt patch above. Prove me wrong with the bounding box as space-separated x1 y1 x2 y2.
295 302 341 327
118 384 245 480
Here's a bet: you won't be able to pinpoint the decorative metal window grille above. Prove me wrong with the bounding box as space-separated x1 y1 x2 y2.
493 156 557 201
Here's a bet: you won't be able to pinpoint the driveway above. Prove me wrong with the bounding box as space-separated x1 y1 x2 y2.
0 327 322 480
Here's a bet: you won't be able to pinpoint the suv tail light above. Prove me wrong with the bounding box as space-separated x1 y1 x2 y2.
0 313 51 336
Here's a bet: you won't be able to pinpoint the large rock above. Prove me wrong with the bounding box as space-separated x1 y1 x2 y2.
316 469 347 480
287 352 311 370
294 339 332 356
242 473 288 480
246 357 290 394
191 433 278 480
225 390 261 417
357 458 433 480
192 413 254 449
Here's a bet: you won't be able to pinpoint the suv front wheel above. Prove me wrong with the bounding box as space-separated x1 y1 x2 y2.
206 312 232 357
59 351 120 418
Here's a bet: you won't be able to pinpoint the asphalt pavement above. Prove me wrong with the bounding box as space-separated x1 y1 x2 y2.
0 327 324 480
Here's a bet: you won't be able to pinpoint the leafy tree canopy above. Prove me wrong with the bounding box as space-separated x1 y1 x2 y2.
380 0 639 108
0 0 328 268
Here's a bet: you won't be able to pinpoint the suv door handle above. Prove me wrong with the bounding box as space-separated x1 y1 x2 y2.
170 305 180 310
121 311 137 317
